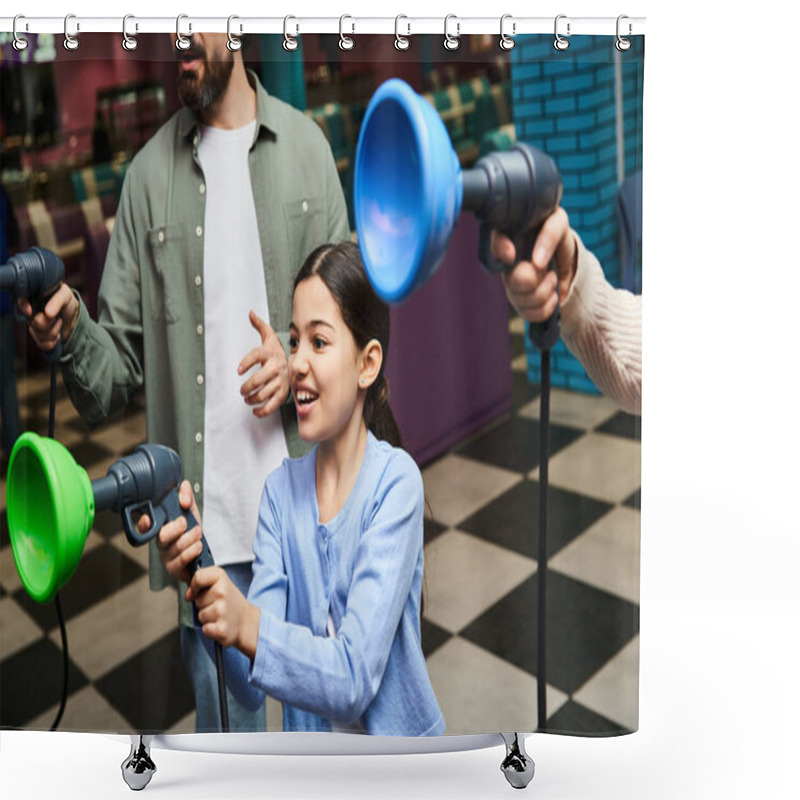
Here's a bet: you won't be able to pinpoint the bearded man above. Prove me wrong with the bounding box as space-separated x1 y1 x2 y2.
23 32 349 732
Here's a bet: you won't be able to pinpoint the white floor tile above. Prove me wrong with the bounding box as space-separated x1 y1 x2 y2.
519 387 619 431
534 432 641 504
550 507 641 604
424 530 536 633
26 685 131 733
422 455 521 528
573 635 639 731
425 637 567 735
48 575 178 680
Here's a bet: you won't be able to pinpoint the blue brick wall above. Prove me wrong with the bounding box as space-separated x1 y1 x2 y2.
511 34 644 396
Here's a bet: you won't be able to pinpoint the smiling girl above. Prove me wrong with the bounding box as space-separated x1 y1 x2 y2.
157 241 444 736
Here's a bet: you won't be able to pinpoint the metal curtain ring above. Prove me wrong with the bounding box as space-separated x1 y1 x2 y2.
283 15 298 51
227 15 242 51
122 14 138 51
63 13 79 51
444 14 460 51
554 14 571 50
616 14 632 51
339 15 354 51
12 15 28 51
499 14 515 51
176 14 192 51
394 15 410 51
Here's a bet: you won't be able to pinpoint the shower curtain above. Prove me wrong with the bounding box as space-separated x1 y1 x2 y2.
0 21 643 741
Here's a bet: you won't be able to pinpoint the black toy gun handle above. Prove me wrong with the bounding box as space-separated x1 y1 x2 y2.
7 246 64 363
478 223 561 352
123 489 211 572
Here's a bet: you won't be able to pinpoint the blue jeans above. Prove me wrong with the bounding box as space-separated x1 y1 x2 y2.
180 562 266 733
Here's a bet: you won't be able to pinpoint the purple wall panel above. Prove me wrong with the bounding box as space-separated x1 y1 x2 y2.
385 213 512 466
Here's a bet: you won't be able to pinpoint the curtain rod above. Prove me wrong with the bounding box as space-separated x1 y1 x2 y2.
0 16 646 37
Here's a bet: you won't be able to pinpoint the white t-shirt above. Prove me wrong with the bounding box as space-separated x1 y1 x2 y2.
197 120 289 565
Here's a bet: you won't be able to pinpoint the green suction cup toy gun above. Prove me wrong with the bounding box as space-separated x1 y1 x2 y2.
6 432 213 604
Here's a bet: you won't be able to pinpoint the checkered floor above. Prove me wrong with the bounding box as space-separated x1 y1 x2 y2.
0 315 640 736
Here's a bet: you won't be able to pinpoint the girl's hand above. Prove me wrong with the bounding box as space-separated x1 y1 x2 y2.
149 480 204 583
189 567 260 658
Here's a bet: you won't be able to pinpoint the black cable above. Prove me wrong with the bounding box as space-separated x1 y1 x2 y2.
50 593 69 731
214 642 230 732
48 360 57 438
45 361 71 731
537 349 550 732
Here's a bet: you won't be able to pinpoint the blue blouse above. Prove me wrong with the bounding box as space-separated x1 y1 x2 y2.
212 431 445 736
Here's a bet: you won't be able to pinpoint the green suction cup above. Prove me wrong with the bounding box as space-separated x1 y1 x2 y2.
6 432 95 604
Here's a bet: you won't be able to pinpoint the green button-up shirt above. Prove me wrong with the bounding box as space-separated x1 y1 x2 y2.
60 72 349 612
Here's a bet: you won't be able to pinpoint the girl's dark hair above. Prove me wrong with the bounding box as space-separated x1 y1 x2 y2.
294 241 403 449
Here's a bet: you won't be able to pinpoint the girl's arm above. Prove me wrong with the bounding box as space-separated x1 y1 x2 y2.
247 451 424 725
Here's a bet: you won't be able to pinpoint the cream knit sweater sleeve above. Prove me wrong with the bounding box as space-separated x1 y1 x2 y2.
559 235 642 415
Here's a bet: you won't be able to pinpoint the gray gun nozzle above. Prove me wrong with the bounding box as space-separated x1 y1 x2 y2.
0 246 65 304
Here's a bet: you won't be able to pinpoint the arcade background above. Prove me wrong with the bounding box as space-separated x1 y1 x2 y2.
2 1 800 799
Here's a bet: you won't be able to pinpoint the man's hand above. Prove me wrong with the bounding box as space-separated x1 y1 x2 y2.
238 311 290 418
19 283 80 352
493 207 578 323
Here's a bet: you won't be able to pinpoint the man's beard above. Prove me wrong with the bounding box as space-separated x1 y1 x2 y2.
177 45 235 115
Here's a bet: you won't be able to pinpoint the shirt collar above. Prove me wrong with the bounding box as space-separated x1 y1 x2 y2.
177 69 278 144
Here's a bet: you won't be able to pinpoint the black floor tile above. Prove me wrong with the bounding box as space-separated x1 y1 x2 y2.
13 544 146 632
90 510 125 540
424 517 447 546
65 417 91 434
0 637 90 728
545 699 631 736
511 372 540 411
66 439 115 470
1 509 9 549
421 618 452 659
456 416 584 474
510 332 526 359
24 381 69 410
460 571 639 694
623 488 641 511
459 479 613 560
596 411 641 441
94 629 195 733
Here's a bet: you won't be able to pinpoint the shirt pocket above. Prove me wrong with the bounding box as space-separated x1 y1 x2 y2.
146 223 186 323
283 195 328 274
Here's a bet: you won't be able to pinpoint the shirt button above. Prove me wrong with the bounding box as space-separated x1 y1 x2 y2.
196 324 204 336
157 230 165 244
195 225 203 237
195 432 203 443
199 183 206 195
195 275 202 287
196 374 204 386
302 200 308 213
194 482 201 494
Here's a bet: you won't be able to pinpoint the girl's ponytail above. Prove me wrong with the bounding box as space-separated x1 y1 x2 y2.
366 373 402 449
